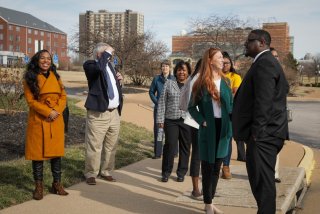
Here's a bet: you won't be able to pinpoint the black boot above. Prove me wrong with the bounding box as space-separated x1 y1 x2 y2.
51 157 62 182
32 161 44 200
50 158 68 196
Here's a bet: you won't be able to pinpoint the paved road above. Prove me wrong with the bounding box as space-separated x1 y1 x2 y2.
288 101 320 149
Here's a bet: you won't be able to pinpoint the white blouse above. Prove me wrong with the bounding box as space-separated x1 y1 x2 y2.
212 78 221 118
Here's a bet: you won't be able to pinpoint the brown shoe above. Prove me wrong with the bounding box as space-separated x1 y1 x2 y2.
221 166 232 179
100 175 116 182
33 181 43 200
51 182 69 196
86 177 96 185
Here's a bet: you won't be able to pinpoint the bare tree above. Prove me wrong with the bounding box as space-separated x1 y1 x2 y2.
69 27 168 85
187 14 257 62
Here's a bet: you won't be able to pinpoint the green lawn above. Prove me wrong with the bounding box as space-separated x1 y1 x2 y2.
0 97 153 209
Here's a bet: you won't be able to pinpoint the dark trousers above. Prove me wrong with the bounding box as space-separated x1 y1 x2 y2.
201 118 222 204
153 108 162 157
236 141 246 161
32 157 62 182
190 127 200 177
162 118 191 178
245 136 284 214
201 159 223 204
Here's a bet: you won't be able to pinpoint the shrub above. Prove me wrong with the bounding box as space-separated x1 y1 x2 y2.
0 67 25 115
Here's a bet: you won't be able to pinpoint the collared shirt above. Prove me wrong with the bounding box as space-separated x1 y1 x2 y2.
95 51 119 109
253 49 269 63
106 63 119 109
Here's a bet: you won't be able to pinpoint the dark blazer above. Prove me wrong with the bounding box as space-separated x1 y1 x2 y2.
232 51 289 141
83 59 123 114
188 79 233 163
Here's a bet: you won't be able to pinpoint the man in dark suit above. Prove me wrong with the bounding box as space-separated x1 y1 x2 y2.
83 42 123 185
232 30 289 214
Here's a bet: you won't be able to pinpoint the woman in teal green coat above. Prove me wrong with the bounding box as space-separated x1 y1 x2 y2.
188 48 233 214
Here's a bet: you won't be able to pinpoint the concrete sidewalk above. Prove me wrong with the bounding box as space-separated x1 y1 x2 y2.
1 75 314 214
0 140 312 214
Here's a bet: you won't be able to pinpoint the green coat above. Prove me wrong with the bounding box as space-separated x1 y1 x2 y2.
188 79 233 163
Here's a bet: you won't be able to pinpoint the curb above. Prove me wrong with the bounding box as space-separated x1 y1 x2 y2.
298 145 315 186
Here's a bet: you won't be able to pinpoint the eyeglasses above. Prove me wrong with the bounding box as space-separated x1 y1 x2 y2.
246 38 260 43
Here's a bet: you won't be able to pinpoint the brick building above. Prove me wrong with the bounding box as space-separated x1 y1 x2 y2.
0 7 67 66
171 22 293 65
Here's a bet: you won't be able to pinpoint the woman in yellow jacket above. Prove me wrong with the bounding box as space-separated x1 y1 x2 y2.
23 50 68 200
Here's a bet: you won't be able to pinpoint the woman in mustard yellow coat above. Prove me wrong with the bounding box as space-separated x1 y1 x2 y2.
24 50 68 200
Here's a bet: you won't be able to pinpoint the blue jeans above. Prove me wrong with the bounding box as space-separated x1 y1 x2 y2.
153 108 162 157
222 138 232 166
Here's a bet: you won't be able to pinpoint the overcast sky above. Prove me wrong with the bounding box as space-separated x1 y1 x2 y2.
1 0 319 59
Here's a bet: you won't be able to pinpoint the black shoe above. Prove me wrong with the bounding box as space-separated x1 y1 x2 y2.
237 158 246 162
177 176 184 182
161 176 168 182
275 178 281 183
152 156 161 159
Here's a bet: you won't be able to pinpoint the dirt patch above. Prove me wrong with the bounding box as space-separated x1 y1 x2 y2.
0 112 86 161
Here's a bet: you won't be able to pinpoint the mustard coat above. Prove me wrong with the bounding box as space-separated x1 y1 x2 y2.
23 71 67 160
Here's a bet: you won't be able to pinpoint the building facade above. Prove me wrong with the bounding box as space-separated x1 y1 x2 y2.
0 7 68 66
171 22 293 65
79 9 144 59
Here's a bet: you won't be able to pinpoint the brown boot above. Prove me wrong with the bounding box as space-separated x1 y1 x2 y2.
33 181 43 200
51 182 69 196
221 166 232 179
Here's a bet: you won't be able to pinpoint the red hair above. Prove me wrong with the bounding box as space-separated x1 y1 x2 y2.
192 48 228 104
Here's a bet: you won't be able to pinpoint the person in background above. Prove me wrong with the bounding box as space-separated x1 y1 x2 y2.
149 60 175 159
221 51 244 180
270 47 282 183
179 59 202 199
232 30 289 213
83 42 123 185
23 49 69 200
157 60 192 183
189 48 233 214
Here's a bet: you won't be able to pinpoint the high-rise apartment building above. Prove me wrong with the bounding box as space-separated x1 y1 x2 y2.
79 9 144 58
0 7 68 66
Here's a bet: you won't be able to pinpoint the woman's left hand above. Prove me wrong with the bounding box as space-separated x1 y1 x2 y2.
48 110 60 121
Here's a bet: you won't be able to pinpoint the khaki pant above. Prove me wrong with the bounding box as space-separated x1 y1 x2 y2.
84 109 120 178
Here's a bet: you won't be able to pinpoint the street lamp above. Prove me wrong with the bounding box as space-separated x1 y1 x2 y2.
298 65 304 85
316 64 320 86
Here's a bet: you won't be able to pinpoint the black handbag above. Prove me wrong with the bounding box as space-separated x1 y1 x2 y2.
63 104 69 133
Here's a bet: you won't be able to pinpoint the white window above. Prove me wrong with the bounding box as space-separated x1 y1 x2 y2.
28 47 32 53
28 29 32 34
9 25 13 30
9 45 13 51
0 25 3 30
16 46 20 51
16 26 20 32
0 34 3 40
28 38 32 44
0 44 3 50
34 30 38 35
40 31 44 36
9 35 13 41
